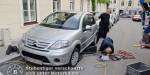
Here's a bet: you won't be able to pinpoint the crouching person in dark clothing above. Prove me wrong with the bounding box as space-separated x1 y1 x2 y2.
95 37 114 56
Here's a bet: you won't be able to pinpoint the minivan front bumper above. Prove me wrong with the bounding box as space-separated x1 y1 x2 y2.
18 41 74 66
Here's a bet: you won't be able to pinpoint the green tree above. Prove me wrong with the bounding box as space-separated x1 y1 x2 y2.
91 0 96 12
91 0 110 11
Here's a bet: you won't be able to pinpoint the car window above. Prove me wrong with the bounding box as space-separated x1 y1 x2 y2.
89 14 96 25
82 14 91 28
40 12 81 29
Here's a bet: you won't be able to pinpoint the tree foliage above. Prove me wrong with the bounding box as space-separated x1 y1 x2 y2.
91 0 110 11
91 0 96 12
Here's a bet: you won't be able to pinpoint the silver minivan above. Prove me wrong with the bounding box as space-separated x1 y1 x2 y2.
18 11 98 67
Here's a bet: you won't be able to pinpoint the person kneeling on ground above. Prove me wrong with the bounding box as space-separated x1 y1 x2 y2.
95 37 114 56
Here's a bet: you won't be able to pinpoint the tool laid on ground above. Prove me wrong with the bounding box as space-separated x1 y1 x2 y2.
101 55 109 61
110 55 121 61
134 44 150 49
94 60 109 75
134 44 141 47
117 50 135 59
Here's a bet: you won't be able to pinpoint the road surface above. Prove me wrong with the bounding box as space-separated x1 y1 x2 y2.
1 18 150 75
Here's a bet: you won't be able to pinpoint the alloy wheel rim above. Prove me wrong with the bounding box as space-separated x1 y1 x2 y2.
71 51 79 66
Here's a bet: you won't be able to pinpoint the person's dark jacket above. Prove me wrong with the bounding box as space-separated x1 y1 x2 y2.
144 26 150 33
98 13 110 26
100 37 114 54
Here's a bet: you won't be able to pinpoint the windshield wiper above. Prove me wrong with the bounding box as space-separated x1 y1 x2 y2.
40 24 74 29
40 23 58 28
57 26 76 30
57 26 67 29
39 23 50 26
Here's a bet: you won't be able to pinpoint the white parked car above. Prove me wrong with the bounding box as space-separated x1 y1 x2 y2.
110 14 115 26
18 11 98 67
111 13 117 23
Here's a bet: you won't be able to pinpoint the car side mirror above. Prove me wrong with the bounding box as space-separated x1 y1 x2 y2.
85 25 91 30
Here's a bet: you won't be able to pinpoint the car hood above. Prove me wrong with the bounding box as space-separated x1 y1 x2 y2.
25 25 75 40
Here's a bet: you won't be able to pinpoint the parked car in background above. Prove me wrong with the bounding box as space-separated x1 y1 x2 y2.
120 13 125 17
122 14 132 18
111 13 117 23
110 14 115 26
18 11 98 67
132 15 141 22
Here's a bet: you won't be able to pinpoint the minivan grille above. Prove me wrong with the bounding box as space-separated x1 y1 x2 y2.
26 38 50 49
22 51 50 63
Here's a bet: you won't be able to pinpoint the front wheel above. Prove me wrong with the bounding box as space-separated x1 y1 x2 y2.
68 48 79 67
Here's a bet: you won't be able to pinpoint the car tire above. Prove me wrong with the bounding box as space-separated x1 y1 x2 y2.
68 48 79 67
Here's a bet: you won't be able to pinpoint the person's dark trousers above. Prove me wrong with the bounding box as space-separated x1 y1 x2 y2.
100 25 109 38
97 25 109 43
102 25 109 38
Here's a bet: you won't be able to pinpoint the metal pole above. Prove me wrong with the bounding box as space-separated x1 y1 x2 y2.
132 0 134 16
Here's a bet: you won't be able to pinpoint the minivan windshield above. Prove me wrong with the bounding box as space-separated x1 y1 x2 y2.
40 12 81 30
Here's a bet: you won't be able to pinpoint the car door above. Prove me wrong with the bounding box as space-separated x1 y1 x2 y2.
89 14 97 38
81 14 93 48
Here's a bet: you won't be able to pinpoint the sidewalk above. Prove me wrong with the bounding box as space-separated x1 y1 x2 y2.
0 40 21 63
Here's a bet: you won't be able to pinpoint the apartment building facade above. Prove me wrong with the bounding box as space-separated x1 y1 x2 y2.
109 0 142 15
0 0 107 45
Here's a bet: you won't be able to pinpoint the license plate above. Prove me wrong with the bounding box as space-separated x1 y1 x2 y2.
136 19 139 20
24 56 42 65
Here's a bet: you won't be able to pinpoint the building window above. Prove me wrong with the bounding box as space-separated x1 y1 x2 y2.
80 0 83 11
114 0 116 4
70 0 74 10
110 1 112 3
128 0 132 6
121 0 124 6
23 0 37 25
87 0 90 12
53 0 61 12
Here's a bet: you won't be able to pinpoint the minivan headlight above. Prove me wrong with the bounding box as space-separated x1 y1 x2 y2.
21 34 26 44
49 41 69 49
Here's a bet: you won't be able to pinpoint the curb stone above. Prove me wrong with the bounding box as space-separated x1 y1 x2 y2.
0 54 20 64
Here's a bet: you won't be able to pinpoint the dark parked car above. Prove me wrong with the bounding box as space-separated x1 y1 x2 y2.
122 15 132 18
